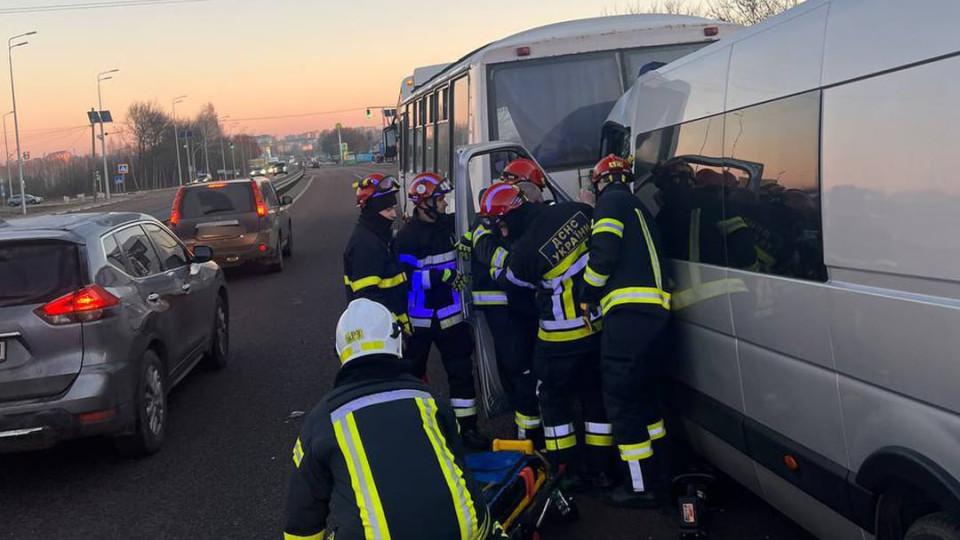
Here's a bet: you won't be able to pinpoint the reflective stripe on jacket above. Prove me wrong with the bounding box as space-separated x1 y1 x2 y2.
398 214 464 330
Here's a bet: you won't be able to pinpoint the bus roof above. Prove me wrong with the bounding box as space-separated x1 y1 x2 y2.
401 14 734 102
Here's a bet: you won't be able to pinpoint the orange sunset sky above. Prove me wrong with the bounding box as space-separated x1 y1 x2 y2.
0 0 663 156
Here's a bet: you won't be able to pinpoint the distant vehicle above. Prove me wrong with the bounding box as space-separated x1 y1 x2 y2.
7 194 43 207
250 167 267 177
598 1 960 539
267 163 287 175
169 178 293 272
310 161 320 168
0 212 228 456
193 173 213 184
391 14 739 214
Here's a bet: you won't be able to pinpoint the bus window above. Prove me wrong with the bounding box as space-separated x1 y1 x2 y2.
488 52 622 171
622 42 708 81
437 87 450 178
600 122 631 159
451 76 470 181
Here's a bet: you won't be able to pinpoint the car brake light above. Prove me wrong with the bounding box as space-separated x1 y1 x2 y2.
250 181 267 218
36 285 120 325
206 182 227 189
704 26 719 37
170 187 186 227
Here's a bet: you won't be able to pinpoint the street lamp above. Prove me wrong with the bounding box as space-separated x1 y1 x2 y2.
9 30 36 215
172 95 187 186
2 111 13 204
219 115 230 179
97 68 119 199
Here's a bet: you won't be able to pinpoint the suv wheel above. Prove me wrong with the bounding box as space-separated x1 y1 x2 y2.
115 350 166 457
282 226 293 258
203 296 229 369
906 512 960 540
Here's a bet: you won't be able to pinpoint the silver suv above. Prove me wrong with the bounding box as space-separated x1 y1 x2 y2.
0 212 228 456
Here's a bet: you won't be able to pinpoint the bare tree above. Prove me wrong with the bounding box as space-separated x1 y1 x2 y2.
604 0 702 16
603 0 802 24
127 101 169 190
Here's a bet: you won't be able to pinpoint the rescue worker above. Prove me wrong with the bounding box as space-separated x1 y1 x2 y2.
500 157 546 203
342 173 410 333
398 172 489 450
284 298 498 540
580 155 672 507
461 187 541 443
480 182 614 487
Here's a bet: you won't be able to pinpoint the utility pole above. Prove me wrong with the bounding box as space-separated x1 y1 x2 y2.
202 123 210 178
9 31 36 215
2 111 13 205
172 95 186 186
185 128 193 182
238 136 247 177
218 115 230 179
88 108 98 200
229 141 236 180
336 122 344 163
97 68 118 199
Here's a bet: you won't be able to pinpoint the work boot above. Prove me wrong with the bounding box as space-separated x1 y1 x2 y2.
605 486 663 509
558 471 586 493
587 471 617 490
460 428 491 451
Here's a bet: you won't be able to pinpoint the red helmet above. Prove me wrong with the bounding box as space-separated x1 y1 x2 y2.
355 173 399 208
592 154 633 185
407 172 452 206
478 181 525 218
500 158 546 189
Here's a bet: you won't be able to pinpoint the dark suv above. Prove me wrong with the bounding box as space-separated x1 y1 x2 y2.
0 213 229 455
169 178 293 271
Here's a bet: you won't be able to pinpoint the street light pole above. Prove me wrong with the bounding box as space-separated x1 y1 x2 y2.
172 95 186 186
97 68 118 199
9 31 35 215
219 115 230 179
2 111 13 204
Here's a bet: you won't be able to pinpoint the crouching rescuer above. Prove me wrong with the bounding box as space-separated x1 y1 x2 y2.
581 155 672 507
399 172 490 450
283 298 498 540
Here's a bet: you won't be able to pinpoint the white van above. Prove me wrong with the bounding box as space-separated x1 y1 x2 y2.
596 1 960 539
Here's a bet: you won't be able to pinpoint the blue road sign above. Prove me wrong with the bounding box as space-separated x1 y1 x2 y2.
114 175 124 185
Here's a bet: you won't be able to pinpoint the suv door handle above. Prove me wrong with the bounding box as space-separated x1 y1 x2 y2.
181 283 192 293
146 293 161 303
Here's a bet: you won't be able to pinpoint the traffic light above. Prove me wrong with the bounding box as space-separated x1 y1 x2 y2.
365 108 372 119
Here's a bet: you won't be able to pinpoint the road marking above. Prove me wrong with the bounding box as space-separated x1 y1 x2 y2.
289 176 315 207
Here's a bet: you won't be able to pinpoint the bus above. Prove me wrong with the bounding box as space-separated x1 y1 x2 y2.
389 14 740 212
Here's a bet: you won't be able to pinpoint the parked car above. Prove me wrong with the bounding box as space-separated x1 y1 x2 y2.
169 178 293 271
0 212 228 456
7 194 43 207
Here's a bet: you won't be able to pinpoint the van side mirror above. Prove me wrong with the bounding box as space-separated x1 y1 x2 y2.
280 195 294 206
192 245 214 264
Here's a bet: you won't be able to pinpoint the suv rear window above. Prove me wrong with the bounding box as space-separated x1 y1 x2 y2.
0 242 82 307
179 183 253 218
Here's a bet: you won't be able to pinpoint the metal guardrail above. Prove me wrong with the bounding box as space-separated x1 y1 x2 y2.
272 169 305 194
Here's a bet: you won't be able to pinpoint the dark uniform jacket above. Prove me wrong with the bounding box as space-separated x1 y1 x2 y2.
493 202 602 343
343 214 410 330
284 355 492 540
397 214 464 330
463 217 508 308
581 182 671 317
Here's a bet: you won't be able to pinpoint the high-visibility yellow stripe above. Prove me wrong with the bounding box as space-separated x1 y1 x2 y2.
592 225 623 237
671 278 748 310
634 208 663 292
339 340 387 363
344 273 407 292
333 414 391 540
717 216 748 236
561 279 576 320
618 440 654 461
583 265 608 288
648 419 667 441
415 397 478 540
585 434 613 446
600 286 671 313
543 243 588 279
537 319 601 342
284 531 324 540
545 434 577 451
293 437 304 468
592 217 624 238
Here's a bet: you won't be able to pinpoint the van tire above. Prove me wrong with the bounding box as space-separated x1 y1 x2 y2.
906 512 960 540
114 350 167 457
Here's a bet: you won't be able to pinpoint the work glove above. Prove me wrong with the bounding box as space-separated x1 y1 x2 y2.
441 268 469 291
455 235 472 260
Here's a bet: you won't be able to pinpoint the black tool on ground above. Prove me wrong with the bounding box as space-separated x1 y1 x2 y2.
673 471 718 539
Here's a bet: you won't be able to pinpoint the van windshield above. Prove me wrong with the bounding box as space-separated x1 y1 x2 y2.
180 183 254 218
0 242 82 308
489 52 622 170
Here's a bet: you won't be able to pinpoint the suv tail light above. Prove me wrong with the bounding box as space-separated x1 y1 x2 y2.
250 181 267 218
170 187 186 227
36 285 120 325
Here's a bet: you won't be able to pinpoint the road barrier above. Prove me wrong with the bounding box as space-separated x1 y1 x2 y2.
272 169 305 194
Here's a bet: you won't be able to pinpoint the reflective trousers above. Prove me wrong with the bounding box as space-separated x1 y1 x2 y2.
533 333 613 476
601 309 669 493
407 320 479 430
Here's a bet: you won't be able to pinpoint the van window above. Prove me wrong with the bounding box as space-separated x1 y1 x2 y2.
600 123 631 159
622 42 709 81
0 241 81 307
489 52 622 170
724 90 826 281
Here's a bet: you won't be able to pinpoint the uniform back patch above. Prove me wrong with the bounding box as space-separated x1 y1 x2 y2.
539 211 590 266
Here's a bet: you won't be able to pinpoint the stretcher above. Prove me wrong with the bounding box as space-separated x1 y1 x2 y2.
466 440 579 539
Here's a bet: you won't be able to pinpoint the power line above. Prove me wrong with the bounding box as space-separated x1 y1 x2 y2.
227 106 393 123
0 0 208 15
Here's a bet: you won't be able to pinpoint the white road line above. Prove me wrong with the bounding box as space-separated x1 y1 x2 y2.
289 176 315 207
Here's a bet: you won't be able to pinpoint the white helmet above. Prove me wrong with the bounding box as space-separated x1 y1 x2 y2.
335 298 403 364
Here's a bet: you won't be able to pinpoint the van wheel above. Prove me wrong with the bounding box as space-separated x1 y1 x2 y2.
203 296 229 369
115 350 166 457
282 225 293 258
906 512 960 540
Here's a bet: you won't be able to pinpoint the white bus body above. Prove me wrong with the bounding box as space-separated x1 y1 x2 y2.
394 14 740 214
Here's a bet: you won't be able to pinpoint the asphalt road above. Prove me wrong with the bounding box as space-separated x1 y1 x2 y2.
0 165 813 540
